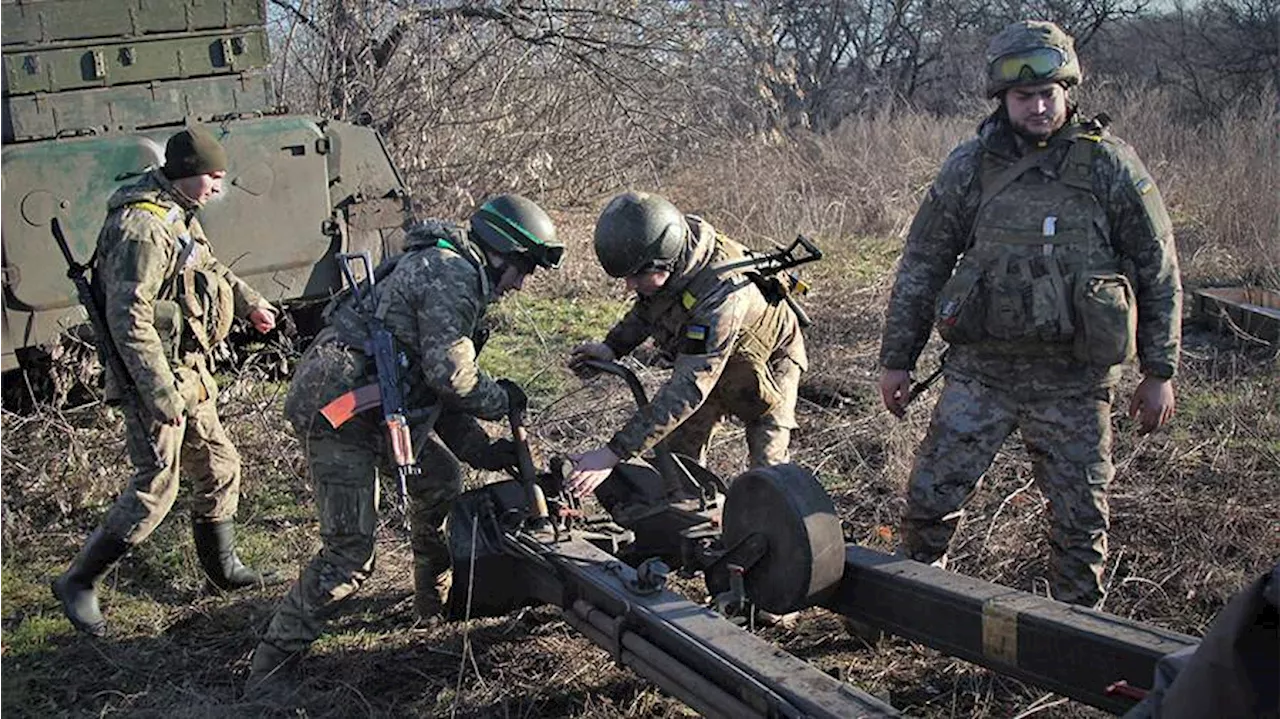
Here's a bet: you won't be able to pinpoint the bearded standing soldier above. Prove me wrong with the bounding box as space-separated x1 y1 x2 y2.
566 191 807 498
52 125 282 637
879 21 1182 607
247 195 563 690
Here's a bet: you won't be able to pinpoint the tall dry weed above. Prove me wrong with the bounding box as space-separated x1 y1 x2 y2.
1086 84 1280 284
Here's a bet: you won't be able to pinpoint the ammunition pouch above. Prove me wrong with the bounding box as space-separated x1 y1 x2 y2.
177 267 235 351
935 250 1135 366
1072 272 1136 367
154 299 184 362
935 255 987 345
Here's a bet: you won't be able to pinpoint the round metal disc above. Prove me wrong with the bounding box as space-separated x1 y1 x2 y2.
721 464 845 613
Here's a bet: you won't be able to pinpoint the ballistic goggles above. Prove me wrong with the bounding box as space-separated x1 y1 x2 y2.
989 46 1070 86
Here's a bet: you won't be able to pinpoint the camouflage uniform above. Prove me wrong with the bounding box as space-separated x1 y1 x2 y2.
880 112 1182 606
259 223 510 655
95 169 275 544
604 217 808 467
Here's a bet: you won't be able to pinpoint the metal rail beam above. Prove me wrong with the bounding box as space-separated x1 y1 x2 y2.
825 545 1199 715
516 537 900 718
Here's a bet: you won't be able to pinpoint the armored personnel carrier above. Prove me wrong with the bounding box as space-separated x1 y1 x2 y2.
2 0 411 373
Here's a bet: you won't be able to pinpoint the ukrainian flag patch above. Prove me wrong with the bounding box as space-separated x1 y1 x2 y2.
1135 177 1154 195
683 324 709 354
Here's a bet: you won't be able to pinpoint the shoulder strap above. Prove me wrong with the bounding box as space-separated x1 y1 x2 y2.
977 150 1048 215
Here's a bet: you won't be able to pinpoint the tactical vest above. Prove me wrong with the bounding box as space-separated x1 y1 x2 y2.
934 121 1137 366
123 200 237 358
326 227 492 368
654 234 794 416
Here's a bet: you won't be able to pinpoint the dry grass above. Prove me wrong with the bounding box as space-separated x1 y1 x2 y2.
4 94 1279 717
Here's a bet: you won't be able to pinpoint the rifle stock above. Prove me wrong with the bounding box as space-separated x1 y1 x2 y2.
52 217 163 465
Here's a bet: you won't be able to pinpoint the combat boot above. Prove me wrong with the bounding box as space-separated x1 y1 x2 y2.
192 519 283 591
414 562 452 623
50 527 131 637
244 641 298 703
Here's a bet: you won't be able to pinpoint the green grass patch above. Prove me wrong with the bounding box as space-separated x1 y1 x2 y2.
807 235 902 287
481 296 629 404
1 614 72 657
1 561 58 612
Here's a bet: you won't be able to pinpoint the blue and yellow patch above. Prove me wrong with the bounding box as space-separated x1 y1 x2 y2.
683 323 709 354
1135 177 1154 196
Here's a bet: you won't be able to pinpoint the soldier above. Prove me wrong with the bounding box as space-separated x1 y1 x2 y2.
878 21 1182 607
52 125 282 637
566 191 808 498
247 194 563 689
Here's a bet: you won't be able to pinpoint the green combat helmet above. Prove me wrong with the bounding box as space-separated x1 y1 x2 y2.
985 20 1081 98
470 194 565 270
593 191 688 278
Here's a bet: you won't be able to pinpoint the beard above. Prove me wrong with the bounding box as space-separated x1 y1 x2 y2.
1011 118 1057 142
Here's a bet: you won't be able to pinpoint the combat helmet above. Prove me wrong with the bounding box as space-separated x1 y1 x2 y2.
470 194 564 270
985 20 1081 98
593 191 688 278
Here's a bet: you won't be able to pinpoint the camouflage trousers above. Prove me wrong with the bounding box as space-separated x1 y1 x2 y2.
662 355 802 468
898 374 1114 607
259 413 462 654
102 368 240 544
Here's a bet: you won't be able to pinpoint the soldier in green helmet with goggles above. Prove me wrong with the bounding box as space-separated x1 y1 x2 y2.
878 20 1182 608
247 194 563 694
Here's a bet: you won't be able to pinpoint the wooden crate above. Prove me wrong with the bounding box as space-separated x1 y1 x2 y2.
1192 287 1280 343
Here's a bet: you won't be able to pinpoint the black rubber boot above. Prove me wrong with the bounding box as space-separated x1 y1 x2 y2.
192 519 282 591
51 528 131 637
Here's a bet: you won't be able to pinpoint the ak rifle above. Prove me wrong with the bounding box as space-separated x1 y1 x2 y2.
741 234 823 327
51 217 162 465
319 251 418 526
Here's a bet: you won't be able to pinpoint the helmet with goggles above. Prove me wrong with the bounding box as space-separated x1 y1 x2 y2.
593 191 688 278
470 194 565 270
985 20 1081 98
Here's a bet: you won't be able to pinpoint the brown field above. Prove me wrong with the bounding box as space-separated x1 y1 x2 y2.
3 78 1278 719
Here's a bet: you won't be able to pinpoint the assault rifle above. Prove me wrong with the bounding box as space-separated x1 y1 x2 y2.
51 217 162 465
319 252 418 526
738 234 823 327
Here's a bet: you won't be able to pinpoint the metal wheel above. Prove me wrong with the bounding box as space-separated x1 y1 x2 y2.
720 464 845 613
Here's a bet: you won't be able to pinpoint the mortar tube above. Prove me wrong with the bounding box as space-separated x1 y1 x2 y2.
568 599 765 719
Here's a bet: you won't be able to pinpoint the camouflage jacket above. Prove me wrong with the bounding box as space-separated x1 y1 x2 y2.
95 170 273 422
284 222 508 453
603 217 808 459
879 112 1182 394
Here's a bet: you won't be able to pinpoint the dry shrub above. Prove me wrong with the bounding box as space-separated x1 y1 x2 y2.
665 111 974 247
1083 83 1280 284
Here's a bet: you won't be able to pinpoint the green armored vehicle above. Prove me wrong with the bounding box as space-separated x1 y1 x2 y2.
2 0 411 373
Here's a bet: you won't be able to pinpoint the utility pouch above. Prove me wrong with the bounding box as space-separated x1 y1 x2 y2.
153 299 184 362
984 264 1030 341
935 257 987 344
1072 272 1136 367
205 271 236 345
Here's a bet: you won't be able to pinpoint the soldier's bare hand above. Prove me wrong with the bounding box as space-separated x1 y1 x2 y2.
566 446 621 498
249 307 277 334
880 368 912 419
1129 376 1175 434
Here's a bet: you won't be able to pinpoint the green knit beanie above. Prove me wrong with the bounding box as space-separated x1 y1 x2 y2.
163 125 228 179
